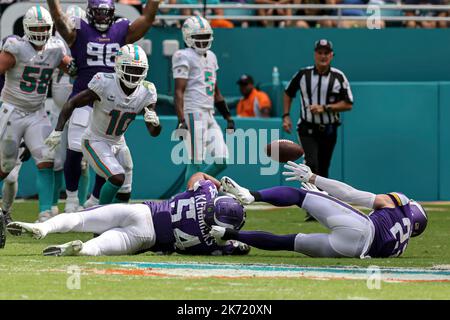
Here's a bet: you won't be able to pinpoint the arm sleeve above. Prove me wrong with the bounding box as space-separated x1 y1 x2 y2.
314 175 376 209
338 73 354 104
284 70 302 98
172 51 189 79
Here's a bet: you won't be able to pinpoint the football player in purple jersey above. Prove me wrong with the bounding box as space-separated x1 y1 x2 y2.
45 0 161 213
7 172 250 257
212 162 428 259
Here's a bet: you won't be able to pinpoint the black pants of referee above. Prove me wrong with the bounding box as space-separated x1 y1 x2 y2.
297 122 338 178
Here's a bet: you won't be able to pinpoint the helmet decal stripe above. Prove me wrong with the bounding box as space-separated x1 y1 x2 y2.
134 44 139 61
36 4 43 21
195 15 204 29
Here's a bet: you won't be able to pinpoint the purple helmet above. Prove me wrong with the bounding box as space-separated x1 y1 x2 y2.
86 0 115 32
409 201 428 237
204 196 246 230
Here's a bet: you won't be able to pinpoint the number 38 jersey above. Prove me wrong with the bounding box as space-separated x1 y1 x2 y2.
70 18 129 98
84 72 157 143
0 36 66 112
367 192 414 258
172 48 218 112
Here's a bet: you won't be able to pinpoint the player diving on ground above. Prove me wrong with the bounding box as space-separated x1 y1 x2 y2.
7 172 250 257
211 162 428 258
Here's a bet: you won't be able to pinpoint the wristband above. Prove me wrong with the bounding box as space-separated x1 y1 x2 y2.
282 113 290 118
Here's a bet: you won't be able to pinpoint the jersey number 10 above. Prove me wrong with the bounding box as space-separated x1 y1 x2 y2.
105 110 136 136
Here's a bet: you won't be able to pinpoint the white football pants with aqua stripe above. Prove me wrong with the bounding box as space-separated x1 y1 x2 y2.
81 138 133 193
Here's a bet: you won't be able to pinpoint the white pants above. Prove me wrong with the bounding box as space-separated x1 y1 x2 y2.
295 192 374 258
41 204 156 255
184 109 228 162
0 103 53 170
81 138 133 193
68 106 92 152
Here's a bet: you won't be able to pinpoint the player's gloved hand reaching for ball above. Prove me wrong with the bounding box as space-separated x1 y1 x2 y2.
282 161 313 183
44 130 63 151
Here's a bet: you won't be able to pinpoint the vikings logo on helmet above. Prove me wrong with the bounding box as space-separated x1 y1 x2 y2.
86 0 115 32
409 200 428 237
204 196 246 230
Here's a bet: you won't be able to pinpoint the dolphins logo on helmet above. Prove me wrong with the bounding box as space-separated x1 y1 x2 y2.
182 16 214 55
115 44 148 89
23 5 53 46
204 196 246 230
86 0 115 32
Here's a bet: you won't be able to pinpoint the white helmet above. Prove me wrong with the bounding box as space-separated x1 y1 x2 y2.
182 16 214 55
66 5 87 21
23 5 53 46
114 44 148 89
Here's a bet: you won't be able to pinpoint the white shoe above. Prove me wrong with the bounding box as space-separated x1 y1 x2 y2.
35 210 52 223
51 206 59 216
7 221 47 239
220 176 255 205
65 197 80 213
209 225 227 245
83 196 99 209
43 240 83 256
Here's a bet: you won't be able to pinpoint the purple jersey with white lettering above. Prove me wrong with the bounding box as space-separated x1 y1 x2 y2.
144 180 236 255
69 18 129 97
367 192 414 258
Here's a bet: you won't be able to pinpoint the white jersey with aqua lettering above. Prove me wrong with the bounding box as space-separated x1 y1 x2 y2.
84 72 157 143
0 36 66 112
172 48 218 113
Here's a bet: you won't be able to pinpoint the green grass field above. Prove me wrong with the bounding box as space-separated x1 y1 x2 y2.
1 201 449 300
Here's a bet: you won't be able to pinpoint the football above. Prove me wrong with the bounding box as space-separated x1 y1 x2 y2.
265 139 304 163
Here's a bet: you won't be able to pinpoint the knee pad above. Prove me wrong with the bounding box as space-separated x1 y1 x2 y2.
0 139 18 173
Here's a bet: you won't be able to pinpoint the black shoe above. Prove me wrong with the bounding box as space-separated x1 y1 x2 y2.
3 210 13 225
304 212 317 222
0 210 6 249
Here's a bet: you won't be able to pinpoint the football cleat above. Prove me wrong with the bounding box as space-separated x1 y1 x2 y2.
43 240 83 256
7 221 47 239
83 196 99 209
220 176 255 205
65 197 80 213
51 206 59 217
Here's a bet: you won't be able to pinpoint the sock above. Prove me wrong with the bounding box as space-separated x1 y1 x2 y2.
64 149 83 192
203 159 227 177
226 230 296 251
66 190 78 200
53 170 64 206
2 180 17 212
92 174 106 199
257 186 307 207
78 168 90 206
99 180 121 205
37 168 54 212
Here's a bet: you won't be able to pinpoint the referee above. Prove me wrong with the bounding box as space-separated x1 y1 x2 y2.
283 39 353 219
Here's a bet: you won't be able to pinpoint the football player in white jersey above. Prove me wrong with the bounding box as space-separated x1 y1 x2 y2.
45 44 161 205
0 5 75 222
172 16 235 188
49 5 89 215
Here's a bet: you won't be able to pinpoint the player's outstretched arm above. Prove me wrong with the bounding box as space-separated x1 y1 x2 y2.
283 161 392 209
187 172 220 190
126 0 161 44
55 89 99 132
58 55 77 76
143 104 161 137
0 51 15 74
214 83 235 132
46 0 77 47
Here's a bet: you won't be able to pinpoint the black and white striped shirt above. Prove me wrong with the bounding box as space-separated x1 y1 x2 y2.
285 66 353 125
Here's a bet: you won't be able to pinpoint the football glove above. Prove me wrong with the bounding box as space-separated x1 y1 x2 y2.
44 130 62 151
67 59 78 77
282 161 313 183
144 107 160 127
